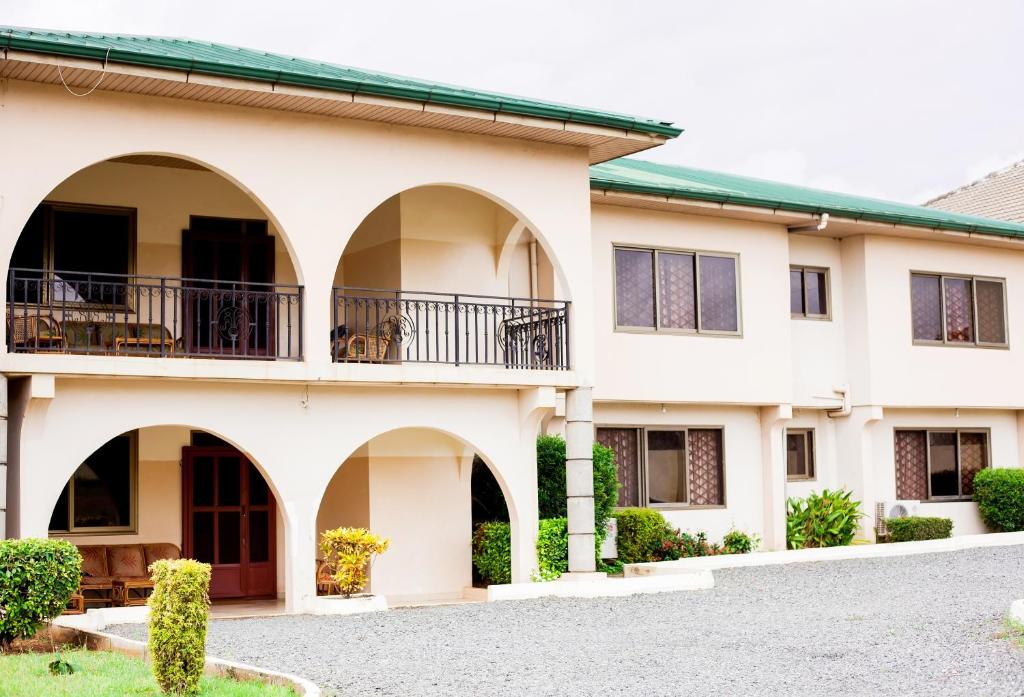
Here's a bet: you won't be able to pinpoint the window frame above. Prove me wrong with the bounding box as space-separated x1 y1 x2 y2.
612 244 742 337
789 265 831 320
596 423 728 510
893 427 990 502
11 200 138 311
48 431 139 535
785 428 816 481
909 271 1008 349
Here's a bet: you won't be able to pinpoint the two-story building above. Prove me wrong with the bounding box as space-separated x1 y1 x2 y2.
3 27 1022 611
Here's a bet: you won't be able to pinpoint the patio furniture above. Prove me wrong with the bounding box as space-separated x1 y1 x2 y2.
114 323 176 356
72 542 181 610
345 332 391 362
6 307 64 351
316 558 340 596
65 593 85 615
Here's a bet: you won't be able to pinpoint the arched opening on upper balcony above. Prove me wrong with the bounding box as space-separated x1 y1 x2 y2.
329 185 570 370
5 154 304 360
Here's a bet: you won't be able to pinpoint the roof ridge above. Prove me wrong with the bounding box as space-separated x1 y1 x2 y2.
924 157 1024 206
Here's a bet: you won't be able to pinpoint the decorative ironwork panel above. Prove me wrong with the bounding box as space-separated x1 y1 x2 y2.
943 277 974 343
614 248 655 328
910 274 942 342
698 255 738 332
687 428 724 506
596 428 640 508
958 432 988 496
657 252 696 329
975 280 1006 344
894 430 929 500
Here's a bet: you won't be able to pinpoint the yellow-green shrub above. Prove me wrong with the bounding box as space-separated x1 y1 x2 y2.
319 527 390 597
0 538 81 649
148 559 211 696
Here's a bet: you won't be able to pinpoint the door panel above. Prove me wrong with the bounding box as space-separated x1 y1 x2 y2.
182 446 276 599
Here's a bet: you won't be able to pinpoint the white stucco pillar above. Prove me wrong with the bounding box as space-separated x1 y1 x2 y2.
760 404 792 551
281 496 319 613
834 405 885 540
0 375 7 539
563 386 597 575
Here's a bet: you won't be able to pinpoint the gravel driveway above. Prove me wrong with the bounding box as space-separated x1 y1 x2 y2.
110 545 1024 696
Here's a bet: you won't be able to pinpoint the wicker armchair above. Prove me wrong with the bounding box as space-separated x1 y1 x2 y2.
345 332 391 362
6 308 64 350
316 558 340 596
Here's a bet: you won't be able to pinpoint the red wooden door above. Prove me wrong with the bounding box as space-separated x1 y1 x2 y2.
182 447 276 599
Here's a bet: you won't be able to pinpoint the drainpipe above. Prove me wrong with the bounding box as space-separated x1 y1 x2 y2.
787 212 831 234
826 384 851 418
529 237 539 301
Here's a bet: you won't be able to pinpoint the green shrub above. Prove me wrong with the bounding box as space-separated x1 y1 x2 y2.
612 508 671 563
537 436 619 546
472 521 512 585
319 527 390 597
0 538 81 650
149 559 211 696
786 488 863 550
884 516 953 542
534 518 569 581
656 529 723 561
722 528 760 554
973 468 1024 532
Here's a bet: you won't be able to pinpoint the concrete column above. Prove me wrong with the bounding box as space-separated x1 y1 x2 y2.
564 387 596 574
834 405 885 539
759 404 791 551
281 496 319 613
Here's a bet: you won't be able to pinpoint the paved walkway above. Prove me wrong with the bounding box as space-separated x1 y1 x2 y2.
111 545 1024 696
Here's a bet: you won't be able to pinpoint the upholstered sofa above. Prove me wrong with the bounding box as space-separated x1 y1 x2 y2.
76 542 180 607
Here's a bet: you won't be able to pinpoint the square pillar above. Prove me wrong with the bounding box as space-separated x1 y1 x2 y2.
564 387 596 574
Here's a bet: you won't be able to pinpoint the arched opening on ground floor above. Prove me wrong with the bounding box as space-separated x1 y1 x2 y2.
47 425 285 608
316 427 514 603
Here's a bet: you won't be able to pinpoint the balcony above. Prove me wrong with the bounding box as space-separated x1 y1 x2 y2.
6 269 303 360
331 287 570 370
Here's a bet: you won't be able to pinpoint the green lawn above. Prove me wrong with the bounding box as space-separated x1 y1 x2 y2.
0 649 296 697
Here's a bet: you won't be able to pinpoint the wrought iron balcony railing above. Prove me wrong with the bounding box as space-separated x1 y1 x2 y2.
331 287 570 370
7 269 303 360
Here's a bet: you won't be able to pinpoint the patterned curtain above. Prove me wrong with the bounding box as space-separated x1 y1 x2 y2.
959 432 988 496
657 252 697 329
910 274 942 341
614 249 655 328
975 280 1006 344
596 428 640 507
687 429 724 505
943 278 974 343
894 430 928 500
698 255 738 332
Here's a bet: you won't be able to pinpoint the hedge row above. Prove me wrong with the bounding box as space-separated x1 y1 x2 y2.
884 516 953 542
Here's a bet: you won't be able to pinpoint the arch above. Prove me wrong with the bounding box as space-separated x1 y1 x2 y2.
333 181 572 300
2 150 306 286
315 424 521 532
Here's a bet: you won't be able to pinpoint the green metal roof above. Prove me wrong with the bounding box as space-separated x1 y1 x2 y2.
0 26 682 139
590 158 1024 239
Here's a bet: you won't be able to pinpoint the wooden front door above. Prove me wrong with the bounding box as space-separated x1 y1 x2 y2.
182 446 276 599
182 216 276 357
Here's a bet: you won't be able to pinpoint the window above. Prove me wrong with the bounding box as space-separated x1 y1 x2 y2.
910 273 1006 347
596 426 725 508
894 429 989 501
790 267 829 318
49 432 136 533
614 246 740 334
786 429 815 480
9 202 136 306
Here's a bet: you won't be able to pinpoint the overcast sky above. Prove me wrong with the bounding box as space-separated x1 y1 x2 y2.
4 1 1023 203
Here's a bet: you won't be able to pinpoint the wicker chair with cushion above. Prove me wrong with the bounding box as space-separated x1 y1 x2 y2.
6 308 64 351
73 543 181 610
316 558 340 596
76 545 115 608
345 333 391 363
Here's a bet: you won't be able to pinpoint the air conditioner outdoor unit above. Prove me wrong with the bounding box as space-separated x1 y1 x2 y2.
883 500 922 519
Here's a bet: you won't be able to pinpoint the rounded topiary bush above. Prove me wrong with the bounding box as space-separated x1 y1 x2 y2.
149 559 211 696
973 468 1024 532
0 538 81 649
612 508 670 563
